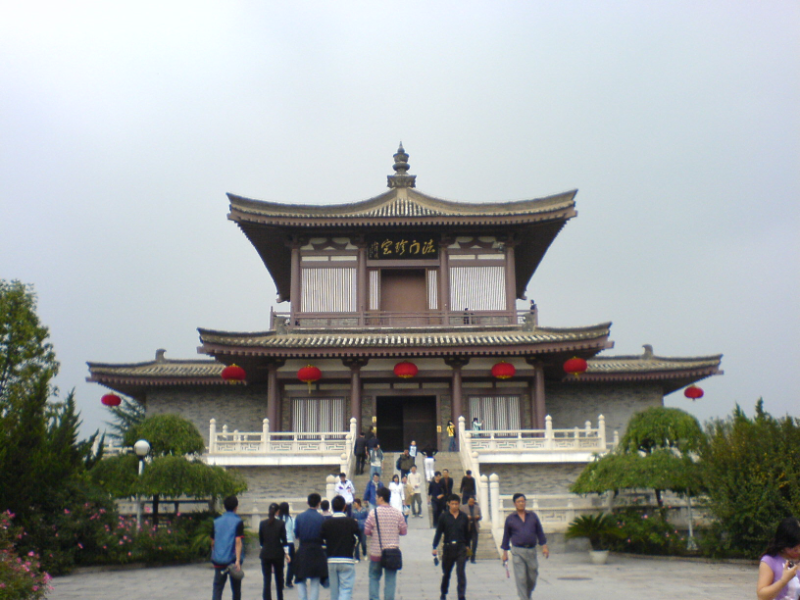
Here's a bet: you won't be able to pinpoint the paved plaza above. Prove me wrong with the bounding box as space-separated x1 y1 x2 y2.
49 510 754 600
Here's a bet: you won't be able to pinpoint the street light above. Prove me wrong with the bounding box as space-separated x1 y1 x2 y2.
134 439 150 531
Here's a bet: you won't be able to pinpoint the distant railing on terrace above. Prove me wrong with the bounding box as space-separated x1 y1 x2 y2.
464 415 617 454
208 417 357 456
271 308 538 330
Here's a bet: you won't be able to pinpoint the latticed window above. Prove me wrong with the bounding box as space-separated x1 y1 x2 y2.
449 266 506 311
468 395 521 430
292 397 347 433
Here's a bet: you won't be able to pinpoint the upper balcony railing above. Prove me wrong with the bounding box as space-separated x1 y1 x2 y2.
271 308 538 330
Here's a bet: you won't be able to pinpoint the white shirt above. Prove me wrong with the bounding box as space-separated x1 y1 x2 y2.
388 481 404 512
335 479 355 504
407 471 423 493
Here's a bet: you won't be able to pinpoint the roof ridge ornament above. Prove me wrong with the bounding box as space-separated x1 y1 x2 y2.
387 142 416 189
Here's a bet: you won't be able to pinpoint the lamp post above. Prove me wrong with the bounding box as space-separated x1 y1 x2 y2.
133 439 150 531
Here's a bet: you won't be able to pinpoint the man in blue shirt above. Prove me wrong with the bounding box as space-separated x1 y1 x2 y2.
363 472 384 508
500 493 549 600
211 495 244 600
294 493 328 600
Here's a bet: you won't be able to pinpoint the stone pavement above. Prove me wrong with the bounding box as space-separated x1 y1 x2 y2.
49 503 755 600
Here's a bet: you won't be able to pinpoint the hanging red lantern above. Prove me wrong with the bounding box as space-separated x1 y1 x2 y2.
491 361 516 380
221 364 246 381
563 357 588 378
684 385 704 400
101 394 121 407
393 361 418 379
298 365 322 392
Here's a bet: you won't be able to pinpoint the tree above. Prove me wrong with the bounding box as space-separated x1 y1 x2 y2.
104 395 145 442
0 280 58 410
92 413 246 524
571 406 705 509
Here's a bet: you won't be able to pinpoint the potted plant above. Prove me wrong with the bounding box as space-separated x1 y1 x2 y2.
565 513 619 564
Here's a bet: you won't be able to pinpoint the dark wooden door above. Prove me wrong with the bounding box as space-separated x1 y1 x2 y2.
403 397 437 450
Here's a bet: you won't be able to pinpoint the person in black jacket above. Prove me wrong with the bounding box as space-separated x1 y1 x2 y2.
320 495 360 600
354 431 368 475
259 503 290 600
432 494 471 600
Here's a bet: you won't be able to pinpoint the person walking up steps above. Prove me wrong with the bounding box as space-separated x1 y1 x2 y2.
408 465 423 517
432 494 470 600
501 493 549 600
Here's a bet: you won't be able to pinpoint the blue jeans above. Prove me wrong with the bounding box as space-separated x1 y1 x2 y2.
212 565 242 600
448 437 457 452
370 466 382 478
328 562 356 600
296 577 320 600
368 559 397 600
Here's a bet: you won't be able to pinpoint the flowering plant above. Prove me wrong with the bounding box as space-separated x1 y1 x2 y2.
0 511 52 600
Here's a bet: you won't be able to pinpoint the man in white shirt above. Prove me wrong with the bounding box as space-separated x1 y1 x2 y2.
407 465 424 518
334 472 356 517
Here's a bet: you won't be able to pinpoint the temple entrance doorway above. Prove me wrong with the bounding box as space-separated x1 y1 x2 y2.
375 395 437 452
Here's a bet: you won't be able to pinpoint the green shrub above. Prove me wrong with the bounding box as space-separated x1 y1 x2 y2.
608 507 687 556
565 513 621 551
0 511 51 600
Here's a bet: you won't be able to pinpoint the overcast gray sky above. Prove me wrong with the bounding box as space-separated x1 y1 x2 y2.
2 1 798 438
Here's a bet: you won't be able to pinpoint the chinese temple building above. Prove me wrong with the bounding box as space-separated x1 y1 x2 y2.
88 145 722 509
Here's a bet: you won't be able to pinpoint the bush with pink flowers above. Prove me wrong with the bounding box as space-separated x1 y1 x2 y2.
0 511 51 600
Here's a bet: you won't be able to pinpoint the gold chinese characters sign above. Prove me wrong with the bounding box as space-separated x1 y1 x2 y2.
366 234 439 260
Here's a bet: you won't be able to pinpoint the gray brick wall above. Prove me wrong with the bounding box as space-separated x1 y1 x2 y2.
482 463 588 495
545 381 664 439
146 385 269 445
231 465 335 509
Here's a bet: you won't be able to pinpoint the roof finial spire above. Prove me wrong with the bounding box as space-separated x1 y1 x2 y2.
387 142 416 188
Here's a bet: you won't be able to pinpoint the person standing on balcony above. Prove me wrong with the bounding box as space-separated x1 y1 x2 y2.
446 421 457 451
369 444 384 479
335 472 356 517
407 465 423 518
500 493 549 600
471 417 482 439
354 431 368 476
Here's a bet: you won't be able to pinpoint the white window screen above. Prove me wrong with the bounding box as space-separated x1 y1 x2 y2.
468 395 521 430
449 266 506 311
369 270 380 310
301 268 356 313
292 398 346 432
427 270 438 309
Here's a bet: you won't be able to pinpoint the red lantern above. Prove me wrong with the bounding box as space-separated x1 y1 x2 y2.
491 361 516 380
563 357 588 378
393 361 418 379
221 364 246 381
298 365 322 391
684 385 704 400
101 394 121 407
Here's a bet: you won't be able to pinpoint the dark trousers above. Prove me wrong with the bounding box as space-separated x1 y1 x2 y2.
440 543 467 599
285 544 296 586
356 453 366 475
469 531 479 561
432 501 444 527
354 529 367 560
261 558 285 600
212 565 242 600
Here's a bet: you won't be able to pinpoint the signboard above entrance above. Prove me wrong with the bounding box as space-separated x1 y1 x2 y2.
366 233 439 260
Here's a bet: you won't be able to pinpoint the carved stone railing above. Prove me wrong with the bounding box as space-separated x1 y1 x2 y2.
205 417 357 468
463 415 616 463
271 309 537 330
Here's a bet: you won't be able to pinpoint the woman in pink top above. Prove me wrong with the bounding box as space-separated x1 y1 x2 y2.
758 517 800 600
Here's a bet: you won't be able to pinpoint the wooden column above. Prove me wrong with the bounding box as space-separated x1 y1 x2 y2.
445 356 470 423
533 362 546 429
356 242 367 326
343 357 369 431
504 239 518 318
439 236 451 321
289 238 302 325
266 360 286 430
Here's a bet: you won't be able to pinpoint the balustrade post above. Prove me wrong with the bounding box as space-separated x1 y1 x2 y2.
251 505 260 532
479 475 490 528
585 421 592 436
532 494 540 511
573 427 580 448
489 474 501 531
262 419 270 453
233 430 240 452
613 430 620 448
209 419 217 454
598 415 607 450
545 415 553 450
326 474 336 501
320 434 327 452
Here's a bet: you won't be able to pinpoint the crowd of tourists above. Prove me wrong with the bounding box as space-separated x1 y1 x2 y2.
208 432 553 600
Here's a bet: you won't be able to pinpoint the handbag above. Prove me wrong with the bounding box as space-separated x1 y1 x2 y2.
374 507 403 571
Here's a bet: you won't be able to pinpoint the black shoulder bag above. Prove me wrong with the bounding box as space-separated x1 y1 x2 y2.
375 507 403 571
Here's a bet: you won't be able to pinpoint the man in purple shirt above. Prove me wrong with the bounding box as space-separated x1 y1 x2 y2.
500 493 549 600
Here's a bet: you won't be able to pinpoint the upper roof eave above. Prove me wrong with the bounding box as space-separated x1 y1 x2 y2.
227 188 578 227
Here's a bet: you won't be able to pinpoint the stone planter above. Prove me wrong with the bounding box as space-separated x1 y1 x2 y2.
589 550 610 565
